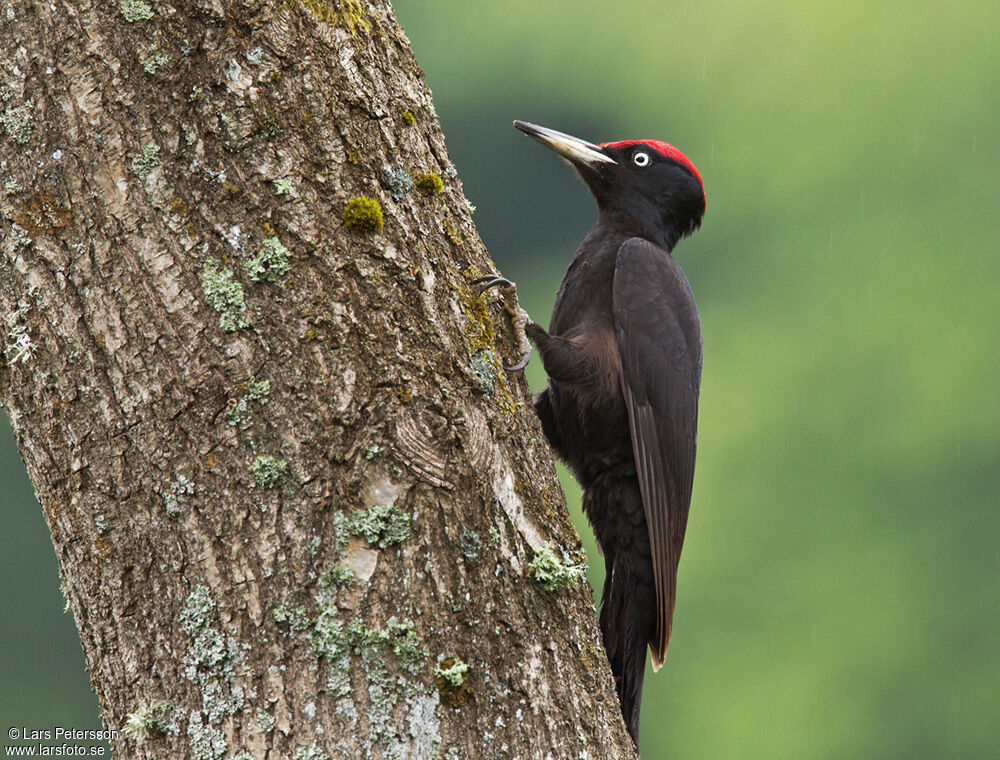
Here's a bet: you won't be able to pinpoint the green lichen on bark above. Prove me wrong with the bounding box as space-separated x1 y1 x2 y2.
163 474 194 517
141 52 168 74
255 709 276 734
245 236 291 282
386 617 426 669
200 259 249 332
123 701 175 743
313 611 426 675
384 167 413 201
251 455 287 488
308 606 436 753
468 349 496 392
433 657 468 687
131 142 160 179
226 377 269 427
458 529 482 559
1 106 34 144
321 566 354 588
179 587 249 755
350 503 410 548
274 604 311 632
120 0 154 21
293 746 330 760
187 712 226 760
434 656 472 707
242 377 270 402
527 543 587 592
312 607 346 663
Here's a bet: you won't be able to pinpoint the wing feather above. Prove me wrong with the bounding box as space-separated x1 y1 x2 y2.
613 237 702 669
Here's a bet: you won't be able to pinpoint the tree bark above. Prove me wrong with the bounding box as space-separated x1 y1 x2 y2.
0 1 634 758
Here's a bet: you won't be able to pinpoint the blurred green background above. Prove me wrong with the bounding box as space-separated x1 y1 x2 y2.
3 0 998 756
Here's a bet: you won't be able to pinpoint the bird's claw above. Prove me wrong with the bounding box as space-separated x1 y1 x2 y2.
473 273 532 372
473 274 515 291
506 352 531 372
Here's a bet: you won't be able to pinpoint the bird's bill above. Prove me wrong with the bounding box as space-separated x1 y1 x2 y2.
514 120 617 167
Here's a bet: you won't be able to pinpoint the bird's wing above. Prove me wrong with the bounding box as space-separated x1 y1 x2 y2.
613 237 702 670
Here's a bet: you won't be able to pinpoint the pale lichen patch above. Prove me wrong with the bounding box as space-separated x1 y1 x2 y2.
200 258 249 332
321 566 354 588
1 104 34 144
404 692 441 759
469 349 496 392
141 52 168 74
251 455 287 488
245 236 291 282
179 587 250 757
123 707 155 743
384 167 413 201
458 529 482 559
120 0 154 22
434 657 468 687
4 288 36 367
255 709 276 734
163 474 194 516
187 711 226 760
434 656 472 707
226 377 270 427
273 604 311 631
350 503 410 548
293 746 330 760
527 543 587 593
131 142 160 180
123 702 176 744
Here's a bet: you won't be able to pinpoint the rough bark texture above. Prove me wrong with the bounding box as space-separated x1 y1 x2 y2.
0 1 635 758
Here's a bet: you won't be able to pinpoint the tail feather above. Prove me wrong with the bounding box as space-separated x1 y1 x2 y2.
600 555 656 751
586 470 657 752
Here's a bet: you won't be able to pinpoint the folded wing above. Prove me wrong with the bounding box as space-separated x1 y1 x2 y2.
612 237 702 669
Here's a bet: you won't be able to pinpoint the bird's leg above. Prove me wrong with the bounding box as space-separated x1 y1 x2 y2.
473 275 532 372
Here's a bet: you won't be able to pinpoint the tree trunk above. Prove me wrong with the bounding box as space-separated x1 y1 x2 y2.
0 1 634 758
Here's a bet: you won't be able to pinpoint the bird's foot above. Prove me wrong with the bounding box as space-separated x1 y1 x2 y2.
473 274 514 290
474 275 532 372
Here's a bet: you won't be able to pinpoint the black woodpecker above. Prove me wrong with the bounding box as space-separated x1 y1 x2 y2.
478 120 705 750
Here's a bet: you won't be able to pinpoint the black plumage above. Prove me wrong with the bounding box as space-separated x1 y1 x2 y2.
490 121 706 750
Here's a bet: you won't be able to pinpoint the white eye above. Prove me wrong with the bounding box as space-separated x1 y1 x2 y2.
632 151 650 167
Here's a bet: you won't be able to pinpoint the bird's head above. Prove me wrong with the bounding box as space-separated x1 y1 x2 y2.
514 120 705 251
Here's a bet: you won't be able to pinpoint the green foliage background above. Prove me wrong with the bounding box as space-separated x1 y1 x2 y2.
2 1 998 756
